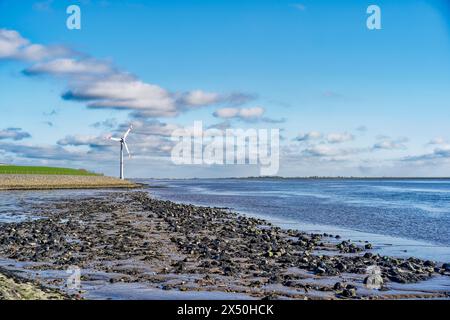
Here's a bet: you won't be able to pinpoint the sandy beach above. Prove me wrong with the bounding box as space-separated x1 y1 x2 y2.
0 190 449 300
0 174 139 190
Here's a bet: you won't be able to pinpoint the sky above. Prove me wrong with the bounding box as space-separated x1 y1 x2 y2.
1 0 450 178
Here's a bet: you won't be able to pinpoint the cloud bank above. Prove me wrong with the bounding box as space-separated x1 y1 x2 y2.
0 128 31 141
2 28 251 118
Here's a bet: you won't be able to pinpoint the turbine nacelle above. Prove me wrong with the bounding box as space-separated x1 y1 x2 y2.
108 125 132 158
107 125 133 179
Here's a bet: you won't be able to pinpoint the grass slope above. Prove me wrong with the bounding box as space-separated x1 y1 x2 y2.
0 165 98 176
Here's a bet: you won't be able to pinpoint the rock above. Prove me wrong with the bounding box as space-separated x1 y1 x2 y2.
363 252 374 259
400 261 415 271
442 263 450 272
261 293 279 300
423 260 435 267
336 262 347 271
333 282 343 290
364 243 373 250
315 267 326 275
342 287 357 298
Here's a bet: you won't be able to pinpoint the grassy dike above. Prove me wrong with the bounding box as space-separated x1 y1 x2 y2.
0 166 139 190
0 165 97 175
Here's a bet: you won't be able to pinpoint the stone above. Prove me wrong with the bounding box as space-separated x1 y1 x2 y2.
342 287 357 298
333 282 343 290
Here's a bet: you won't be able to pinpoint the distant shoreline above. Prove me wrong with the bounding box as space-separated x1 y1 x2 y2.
227 176 450 180
137 176 450 181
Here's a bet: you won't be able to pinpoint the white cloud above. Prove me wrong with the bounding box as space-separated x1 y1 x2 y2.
63 74 179 117
213 108 239 118
2 28 252 118
91 118 117 129
25 58 115 76
427 137 448 146
295 131 322 142
213 107 265 120
303 145 339 157
180 90 220 106
0 128 31 141
0 29 28 59
326 132 354 144
0 28 72 61
0 143 86 162
373 137 408 150
121 119 182 137
239 107 265 118
302 145 365 157
403 145 450 162
57 134 111 148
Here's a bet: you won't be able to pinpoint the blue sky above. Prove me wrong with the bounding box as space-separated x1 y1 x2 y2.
1 0 450 178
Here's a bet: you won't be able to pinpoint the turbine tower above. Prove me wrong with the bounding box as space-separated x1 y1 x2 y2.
108 125 132 179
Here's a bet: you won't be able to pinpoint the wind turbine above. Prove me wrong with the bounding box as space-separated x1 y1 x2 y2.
108 125 132 180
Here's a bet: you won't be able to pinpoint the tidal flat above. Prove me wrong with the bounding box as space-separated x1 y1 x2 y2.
0 191 449 300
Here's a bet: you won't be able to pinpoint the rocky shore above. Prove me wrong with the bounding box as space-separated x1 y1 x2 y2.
0 267 66 299
0 174 139 190
0 191 449 300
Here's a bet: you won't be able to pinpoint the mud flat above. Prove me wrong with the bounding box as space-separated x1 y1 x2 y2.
0 174 139 190
0 191 449 300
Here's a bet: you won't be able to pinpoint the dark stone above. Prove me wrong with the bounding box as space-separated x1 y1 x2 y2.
333 282 343 290
342 287 357 298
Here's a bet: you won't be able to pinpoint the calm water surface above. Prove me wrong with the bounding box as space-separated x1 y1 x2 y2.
1 179 450 262
141 178 450 262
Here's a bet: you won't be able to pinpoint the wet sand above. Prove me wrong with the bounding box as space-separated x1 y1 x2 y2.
0 174 139 190
0 191 449 300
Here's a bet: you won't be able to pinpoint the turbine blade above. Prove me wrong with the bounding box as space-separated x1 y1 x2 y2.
124 142 131 158
123 125 132 139
109 137 121 142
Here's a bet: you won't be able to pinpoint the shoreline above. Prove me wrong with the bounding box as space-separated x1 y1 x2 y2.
222 209 450 263
0 190 449 300
148 189 450 263
144 178 450 263
0 174 140 190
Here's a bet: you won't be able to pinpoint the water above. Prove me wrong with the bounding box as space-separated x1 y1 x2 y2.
140 178 450 262
1 179 449 298
0 189 126 222
1 178 450 262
